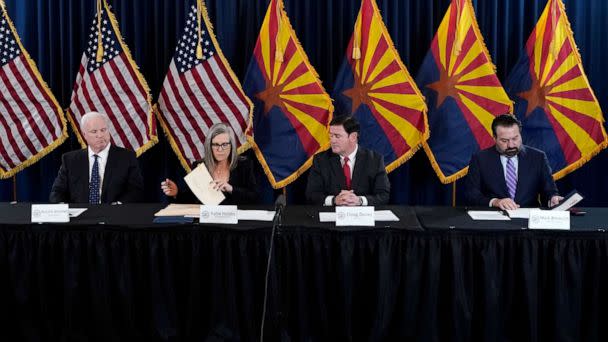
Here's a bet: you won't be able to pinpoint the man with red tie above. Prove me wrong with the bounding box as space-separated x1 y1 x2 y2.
306 115 390 206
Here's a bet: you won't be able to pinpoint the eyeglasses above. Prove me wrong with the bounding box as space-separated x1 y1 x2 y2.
211 142 231 150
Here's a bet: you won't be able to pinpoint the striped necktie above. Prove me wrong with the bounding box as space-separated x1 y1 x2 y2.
89 155 100 204
505 157 517 199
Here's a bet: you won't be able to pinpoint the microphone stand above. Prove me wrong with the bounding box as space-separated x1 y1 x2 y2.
259 195 285 341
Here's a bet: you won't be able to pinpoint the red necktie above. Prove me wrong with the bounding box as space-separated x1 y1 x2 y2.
343 156 351 190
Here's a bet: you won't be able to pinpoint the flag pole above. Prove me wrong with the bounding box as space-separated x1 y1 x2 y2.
274 0 283 62
195 0 203 59
452 180 456 207
12 175 16 202
95 0 104 62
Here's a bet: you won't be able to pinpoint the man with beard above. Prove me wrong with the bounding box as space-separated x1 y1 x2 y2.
306 115 390 206
464 114 562 209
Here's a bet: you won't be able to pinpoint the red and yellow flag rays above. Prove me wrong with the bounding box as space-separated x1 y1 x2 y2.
250 0 332 161
343 0 427 172
426 0 512 162
518 0 607 178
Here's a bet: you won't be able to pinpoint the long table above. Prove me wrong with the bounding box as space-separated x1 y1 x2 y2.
1 203 607 341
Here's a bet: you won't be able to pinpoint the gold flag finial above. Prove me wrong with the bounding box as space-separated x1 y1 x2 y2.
196 0 204 59
95 0 104 63
351 1 362 60
274 0 284 63
452 0 463 56
548 0 560 58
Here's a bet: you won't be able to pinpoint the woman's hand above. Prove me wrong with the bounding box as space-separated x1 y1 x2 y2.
161 178 179 197
211 180 233 193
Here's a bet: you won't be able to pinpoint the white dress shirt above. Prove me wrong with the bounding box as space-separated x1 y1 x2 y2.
88 143 111 199
489 154 519 207
324 145 368 206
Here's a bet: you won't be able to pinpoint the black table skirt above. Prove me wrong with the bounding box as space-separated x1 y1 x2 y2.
2 204 608 341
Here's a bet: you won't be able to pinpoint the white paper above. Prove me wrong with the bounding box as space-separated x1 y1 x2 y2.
182 209 276 221
467 210 511 221
68 208 87 217
552 192 583 211
183 163 225 205
319 212 336 222
155 204 201 217
237 210 275 221
199 205 238 224
528 209 570 230
506 208 532 219
335 206 375 226
374 210 399 221
31 204 69 223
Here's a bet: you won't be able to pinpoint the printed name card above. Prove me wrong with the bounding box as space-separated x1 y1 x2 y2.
528 209 570 230
31 204 69 223
199 205 238 224
335 206 375 226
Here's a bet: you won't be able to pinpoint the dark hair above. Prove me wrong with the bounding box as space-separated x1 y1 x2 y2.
330 115 360 135
491 114 522 137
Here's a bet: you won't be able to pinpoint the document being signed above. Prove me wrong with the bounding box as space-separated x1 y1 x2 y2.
184 163 225 205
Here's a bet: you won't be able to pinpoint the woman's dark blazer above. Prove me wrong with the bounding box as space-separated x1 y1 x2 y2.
174 155 258 205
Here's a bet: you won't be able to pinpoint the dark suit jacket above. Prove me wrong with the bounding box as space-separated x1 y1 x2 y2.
49 145 144 203
464 145 559 207
306 147 390 205
174 156 258 205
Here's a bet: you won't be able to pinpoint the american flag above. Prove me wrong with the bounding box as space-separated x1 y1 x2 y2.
0 4 67 179
68 0 157 156
157 1 252 171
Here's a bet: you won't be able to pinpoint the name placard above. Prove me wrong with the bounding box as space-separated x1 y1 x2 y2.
528 209 570 230
335 206 374 226
31 204 69 223
199 205 238 224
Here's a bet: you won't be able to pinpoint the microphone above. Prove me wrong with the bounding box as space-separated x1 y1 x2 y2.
274 194 286 224
274 193 287 209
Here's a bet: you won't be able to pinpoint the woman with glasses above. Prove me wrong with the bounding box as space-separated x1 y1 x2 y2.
160 123 258 204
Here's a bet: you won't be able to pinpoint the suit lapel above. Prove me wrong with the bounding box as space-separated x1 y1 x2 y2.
78 149 90 202
351 148 365 190
101 146 115 202
330 153 346 189
513 147 527 202
490 149 509 198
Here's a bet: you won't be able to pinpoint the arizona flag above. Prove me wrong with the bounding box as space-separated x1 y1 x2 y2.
416 0 512 183
333 0 428 172
244 0 333 188
505 0 607 179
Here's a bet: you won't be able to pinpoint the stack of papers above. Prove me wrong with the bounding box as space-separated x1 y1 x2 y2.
154 204 275 222
68 208 87 217
154 204 200 217
506 208 531 219
237 210 275 221
467 211 510 221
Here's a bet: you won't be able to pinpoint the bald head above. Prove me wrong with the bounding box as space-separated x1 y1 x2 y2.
81 112 111 153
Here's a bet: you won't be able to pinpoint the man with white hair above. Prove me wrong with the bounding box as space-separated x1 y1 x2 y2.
50 112 143 203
